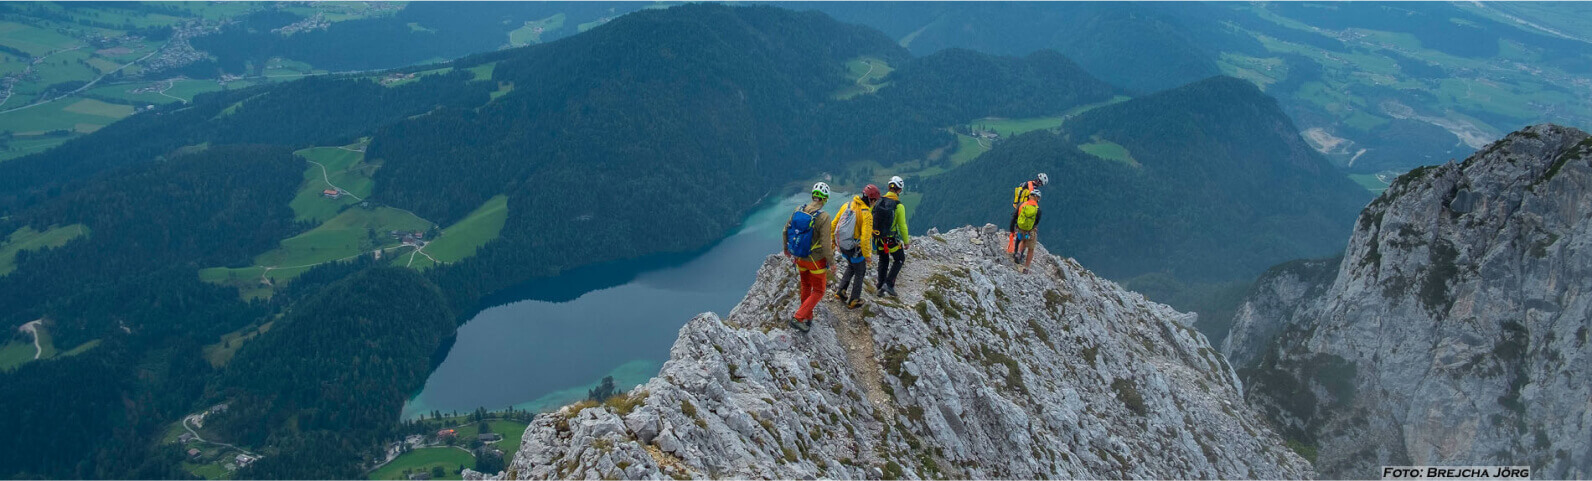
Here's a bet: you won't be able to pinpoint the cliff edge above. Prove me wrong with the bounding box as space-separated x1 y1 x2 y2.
1226 124 1592 478
501 225 1312 479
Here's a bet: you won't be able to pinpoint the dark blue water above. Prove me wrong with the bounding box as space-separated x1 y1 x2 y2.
402 194 815 418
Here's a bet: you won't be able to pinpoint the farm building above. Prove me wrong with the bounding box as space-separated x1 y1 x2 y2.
232 452 257 468
235 453 259 468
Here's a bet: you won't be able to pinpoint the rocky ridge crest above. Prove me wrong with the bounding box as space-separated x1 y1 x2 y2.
498 225 1311 479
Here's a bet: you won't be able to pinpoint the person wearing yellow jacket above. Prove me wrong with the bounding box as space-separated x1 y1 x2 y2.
831 184 878 309
872 176 910 297
1008 172 1047 252
1014 189 1043 273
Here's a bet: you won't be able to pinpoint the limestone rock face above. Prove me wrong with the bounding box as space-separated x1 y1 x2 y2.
1226 124 1592 478
1223 257 1341 369
503 225 1311 479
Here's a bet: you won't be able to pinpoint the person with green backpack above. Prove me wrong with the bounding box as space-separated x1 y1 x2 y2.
1007 173 1047 254
872 176 910 297
783 183 834 332
831 184 877 309
1014 188 1043 273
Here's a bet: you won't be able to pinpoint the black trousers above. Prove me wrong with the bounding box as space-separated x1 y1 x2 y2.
837 247 867 300
876 241 904 289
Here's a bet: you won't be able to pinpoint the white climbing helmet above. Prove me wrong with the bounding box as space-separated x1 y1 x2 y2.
888 176 905 191
1030 189 1042 198
1037 173 1049 185
811 182 831 200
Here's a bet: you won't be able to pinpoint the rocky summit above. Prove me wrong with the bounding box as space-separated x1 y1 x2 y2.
489 225 1310 480
1225 124 1592 478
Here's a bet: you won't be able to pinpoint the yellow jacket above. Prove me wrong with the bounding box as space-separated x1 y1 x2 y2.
831 195 874 260
1012 180 1039 209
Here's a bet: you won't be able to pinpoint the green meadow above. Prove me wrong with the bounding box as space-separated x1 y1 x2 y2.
1078 138 1138 167
256 206 431 270
290 143 377 223
411 195 509 267
367 448 473 481
509 14 565 46
833 56 893 100
0 224 89 275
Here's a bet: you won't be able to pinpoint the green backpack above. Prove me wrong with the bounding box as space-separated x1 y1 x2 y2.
1016 201 1039 231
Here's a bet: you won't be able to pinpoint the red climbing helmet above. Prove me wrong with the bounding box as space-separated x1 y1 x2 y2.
862 184 881 200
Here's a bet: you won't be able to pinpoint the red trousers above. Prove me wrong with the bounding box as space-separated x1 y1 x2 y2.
793 258 828 321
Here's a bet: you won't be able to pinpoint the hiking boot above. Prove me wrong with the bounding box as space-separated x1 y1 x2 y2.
789 318 812 333
833 292 848 303
846 299 863 310
885 286 899 297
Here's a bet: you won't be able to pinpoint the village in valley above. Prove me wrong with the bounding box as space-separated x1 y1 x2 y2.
366 408 532 481
163 403 262 478
163 404 532 480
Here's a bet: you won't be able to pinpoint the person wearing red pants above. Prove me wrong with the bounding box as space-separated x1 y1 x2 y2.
783 183 834 332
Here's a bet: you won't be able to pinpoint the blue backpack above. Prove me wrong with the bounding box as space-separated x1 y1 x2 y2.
785 207 820 258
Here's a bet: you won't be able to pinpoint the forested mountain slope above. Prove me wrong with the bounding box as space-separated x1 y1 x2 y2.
382 4 1118 310
795 2 1222 93
914 76 1371 285
803 2 1592 176
0 5 1121 477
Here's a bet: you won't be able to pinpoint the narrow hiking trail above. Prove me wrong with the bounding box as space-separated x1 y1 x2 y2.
155 79 186 103
853 60 881 94
307 159 364 201
20 320 42 360
244 144 441 282
826 301 896 420
307 143 434 226
404 244 439 267
183 413 259 458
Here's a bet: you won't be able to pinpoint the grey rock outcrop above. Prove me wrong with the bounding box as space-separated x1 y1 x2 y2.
1221 256 1341 369
1226 124 1592 478
503 225 1312 479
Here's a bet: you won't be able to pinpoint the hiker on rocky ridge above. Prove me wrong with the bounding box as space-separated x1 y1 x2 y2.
832 184 877 309
783 182 834 332
1008 172 1047 252
1013 188 1043 273
873 176 910 297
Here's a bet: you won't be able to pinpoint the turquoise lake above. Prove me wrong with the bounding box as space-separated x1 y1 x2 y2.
403 193 823 418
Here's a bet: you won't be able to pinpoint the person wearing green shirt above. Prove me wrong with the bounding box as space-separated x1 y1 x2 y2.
872 176 911 297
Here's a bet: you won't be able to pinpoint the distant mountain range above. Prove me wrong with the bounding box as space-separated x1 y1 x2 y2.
0 3 1580 478
798 2 1592 175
